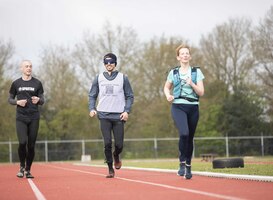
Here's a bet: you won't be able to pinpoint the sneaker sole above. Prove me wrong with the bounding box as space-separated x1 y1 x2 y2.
17 172 24 178
184 175 192 179
106 174 115 178
25 171 34 178
114 162 122 170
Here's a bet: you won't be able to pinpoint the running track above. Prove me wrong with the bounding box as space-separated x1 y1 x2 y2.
1 163 273 200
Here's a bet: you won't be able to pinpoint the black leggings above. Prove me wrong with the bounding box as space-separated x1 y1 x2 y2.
171 104 199 165
16 119 39 171
100 119 124 164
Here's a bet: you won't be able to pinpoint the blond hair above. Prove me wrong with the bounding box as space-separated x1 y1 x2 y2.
175 44 191 56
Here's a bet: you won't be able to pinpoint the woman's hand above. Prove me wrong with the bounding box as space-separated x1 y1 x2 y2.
166 94 174 102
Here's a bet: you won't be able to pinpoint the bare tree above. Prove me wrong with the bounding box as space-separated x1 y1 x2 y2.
135 36 183 101
0 39 15 140
38 45 82 111
0 39 15 85
73 22 141 90
200 18 254 93
251 6 273 119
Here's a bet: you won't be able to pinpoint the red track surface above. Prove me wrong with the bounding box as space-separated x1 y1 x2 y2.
1 163 273 200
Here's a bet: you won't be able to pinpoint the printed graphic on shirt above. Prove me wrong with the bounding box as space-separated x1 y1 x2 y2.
19 87 35 92
97 73 125 112
101 83 119 96
105 85 114 94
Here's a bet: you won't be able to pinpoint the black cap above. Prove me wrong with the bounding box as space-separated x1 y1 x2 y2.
103 53 117 65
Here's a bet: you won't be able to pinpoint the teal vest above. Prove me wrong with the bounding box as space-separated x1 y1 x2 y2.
172 67 199 102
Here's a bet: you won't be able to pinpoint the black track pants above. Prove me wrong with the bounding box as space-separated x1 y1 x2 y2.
16 119 39 171
99 119 124 164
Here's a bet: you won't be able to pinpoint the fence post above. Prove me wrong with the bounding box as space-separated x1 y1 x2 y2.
154 138 158 158
45 140 48 162
261 134 264 157
82 140 85 155
225 136 229 157
9 140 12 163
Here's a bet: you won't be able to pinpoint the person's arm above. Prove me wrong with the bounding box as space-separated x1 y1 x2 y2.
164 80 174 102
88 76 99 117
188 80 204 97
8 81 28 107
123 75 134 114
32 81 45 105
32 94 45 105
38 94 45 105
186 68 205 97
8 93 17 105
8 82 17 105
8 93 28 107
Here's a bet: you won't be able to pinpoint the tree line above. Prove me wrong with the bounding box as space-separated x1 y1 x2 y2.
1 7 273 145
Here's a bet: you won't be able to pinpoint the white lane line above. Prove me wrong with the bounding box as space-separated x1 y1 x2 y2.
79 164 273 182
117 176 246 200
47 164 246 200
27 179 47 200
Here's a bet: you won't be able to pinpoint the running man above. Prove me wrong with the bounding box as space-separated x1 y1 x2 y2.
8 60 45 178
89 53 134 178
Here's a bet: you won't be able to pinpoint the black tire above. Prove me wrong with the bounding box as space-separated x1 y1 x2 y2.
212 158 244 169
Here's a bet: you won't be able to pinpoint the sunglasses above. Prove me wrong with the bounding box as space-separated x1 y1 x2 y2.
103 58 116 65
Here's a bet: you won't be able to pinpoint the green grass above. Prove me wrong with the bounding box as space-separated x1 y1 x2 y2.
89 157 273 176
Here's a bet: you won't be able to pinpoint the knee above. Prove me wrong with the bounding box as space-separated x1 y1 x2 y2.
179 133 189 138
18 143 27 149
178 128 189 137
104 143 112 151
115 140 123 149
27 144 35 152
115 144 123 153
27 141 36 149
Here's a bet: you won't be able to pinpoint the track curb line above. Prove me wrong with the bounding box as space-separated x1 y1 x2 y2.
74 163 273 182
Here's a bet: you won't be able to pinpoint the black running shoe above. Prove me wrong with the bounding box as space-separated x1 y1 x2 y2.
177 162 185 176
106 168 115 178
25 171 34 179
17 167 25 178
184 164 192 180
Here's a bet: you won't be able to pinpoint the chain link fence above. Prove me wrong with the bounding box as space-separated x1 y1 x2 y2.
1 136 273 163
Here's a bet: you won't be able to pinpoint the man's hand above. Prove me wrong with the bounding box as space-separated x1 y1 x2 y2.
17 99 27 107
120 112 129 121
31 96 40 104
89 110 97 117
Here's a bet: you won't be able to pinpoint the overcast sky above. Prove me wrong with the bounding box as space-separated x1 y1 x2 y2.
0 0 272 66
